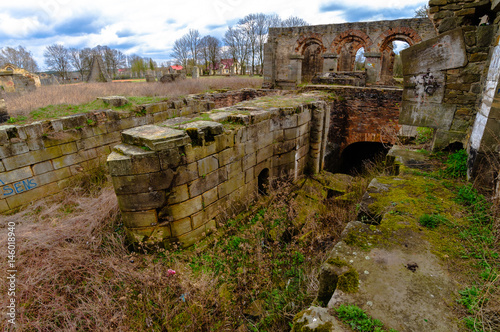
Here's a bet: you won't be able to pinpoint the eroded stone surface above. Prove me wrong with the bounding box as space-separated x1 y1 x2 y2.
121 125 188 151
98 96 129 107
326 221 461 332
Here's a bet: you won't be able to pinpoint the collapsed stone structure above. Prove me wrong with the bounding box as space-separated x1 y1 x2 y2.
263 18 436 88
0 64 38 94
39 73 60 86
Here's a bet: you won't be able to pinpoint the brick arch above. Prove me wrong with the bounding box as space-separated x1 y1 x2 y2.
295 33 326 53
375 27 422 84
331 29 373 53
331 30 372 72
375 27 422 51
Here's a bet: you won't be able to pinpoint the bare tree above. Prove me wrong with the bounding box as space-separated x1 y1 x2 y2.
414 5 429 18
281 16 309 27
224 26 250 75
239 14 260 76
69 48 92 80
267 14 282 28
207 37 221 75
0 46 39 72
186 29 201 66
104 48 126 78
171 35 190 68
44 44 71 80
199 36 221 75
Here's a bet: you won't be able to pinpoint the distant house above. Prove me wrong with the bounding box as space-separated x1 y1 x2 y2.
167 65 183 73
67 72 83 82
209 59 235 75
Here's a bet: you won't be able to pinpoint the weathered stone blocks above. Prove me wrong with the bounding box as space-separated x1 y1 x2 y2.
108 95 330 248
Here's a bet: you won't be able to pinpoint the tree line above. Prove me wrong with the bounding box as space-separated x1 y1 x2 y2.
43 45 157 81
171 13 308 75
1 13 309 80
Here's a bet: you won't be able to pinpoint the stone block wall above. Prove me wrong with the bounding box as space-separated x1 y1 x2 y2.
400 0 500 191
107 95 330 248
0 89 276 213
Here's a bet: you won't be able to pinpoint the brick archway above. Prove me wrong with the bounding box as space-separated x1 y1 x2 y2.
375 27 423 83
295 34 327 82
331 30 373 71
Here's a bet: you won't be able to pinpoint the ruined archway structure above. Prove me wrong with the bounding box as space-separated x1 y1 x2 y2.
263 18 436 88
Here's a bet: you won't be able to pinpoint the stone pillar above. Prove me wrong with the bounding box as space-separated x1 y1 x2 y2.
230 65 236 76
263 42 277 88
289 55 304 85
308 101 329 174
192 66 199 79
322 53 338 73
364 52 382 84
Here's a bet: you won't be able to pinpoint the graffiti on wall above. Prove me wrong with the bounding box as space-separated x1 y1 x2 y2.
0 178 38 197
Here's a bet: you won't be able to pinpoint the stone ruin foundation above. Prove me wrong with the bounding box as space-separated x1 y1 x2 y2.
107 94 330 248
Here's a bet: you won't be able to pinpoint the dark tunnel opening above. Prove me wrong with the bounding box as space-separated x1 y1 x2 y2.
339 142 392 175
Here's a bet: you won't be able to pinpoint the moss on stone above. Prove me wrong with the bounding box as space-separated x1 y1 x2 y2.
326 257 349 268
343 226 372 250
337 269 359 293
292 309 335 332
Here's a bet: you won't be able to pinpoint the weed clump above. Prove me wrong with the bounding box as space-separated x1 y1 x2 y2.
419 213 447 229
442 149 467 178
335 304 398 332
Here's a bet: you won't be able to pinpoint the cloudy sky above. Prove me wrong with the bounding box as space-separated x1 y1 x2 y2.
0 0 428 70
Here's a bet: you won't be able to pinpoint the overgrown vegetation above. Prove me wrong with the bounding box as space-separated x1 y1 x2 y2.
453 184 499 331
415 126 434 144
0 169 367 331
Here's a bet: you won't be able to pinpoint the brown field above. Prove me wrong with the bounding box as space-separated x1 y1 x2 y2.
4 77 264 116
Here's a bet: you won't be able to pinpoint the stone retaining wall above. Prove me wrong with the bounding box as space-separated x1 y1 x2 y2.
107 95 330 248
0 89 275 213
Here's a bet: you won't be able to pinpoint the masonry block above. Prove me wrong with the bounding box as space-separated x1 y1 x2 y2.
164 195 202 220
117 191 166 212
122 210 159 228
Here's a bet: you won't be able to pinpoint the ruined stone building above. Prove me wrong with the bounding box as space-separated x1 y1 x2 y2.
263 18 436 87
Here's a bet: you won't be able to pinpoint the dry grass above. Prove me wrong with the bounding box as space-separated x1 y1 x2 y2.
0 170 366 331
4 77 263 116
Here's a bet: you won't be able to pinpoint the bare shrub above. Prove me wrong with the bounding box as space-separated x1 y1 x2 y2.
5 77 263 116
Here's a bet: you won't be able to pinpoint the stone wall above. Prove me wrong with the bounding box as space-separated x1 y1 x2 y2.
107 95 330 248
264 18 436 88
0 89 276 213
400 0 500 191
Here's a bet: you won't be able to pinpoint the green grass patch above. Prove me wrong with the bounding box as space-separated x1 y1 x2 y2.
24 96 168 122
335 304 398 332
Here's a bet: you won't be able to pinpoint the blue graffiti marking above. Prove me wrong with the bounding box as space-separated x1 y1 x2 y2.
1 178 38 197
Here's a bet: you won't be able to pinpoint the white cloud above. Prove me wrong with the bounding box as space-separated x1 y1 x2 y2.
0 0 428 70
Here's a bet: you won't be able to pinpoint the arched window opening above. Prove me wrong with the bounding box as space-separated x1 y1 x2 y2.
392 41 410 84
355 47 365 71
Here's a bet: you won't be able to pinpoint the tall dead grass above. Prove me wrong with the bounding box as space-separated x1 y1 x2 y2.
0 170 366 331
5 77 263 116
